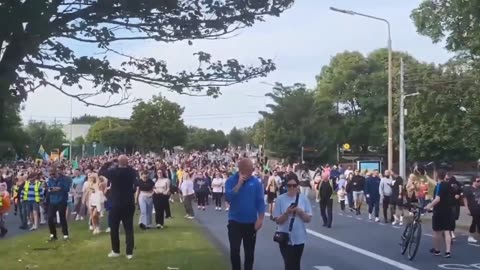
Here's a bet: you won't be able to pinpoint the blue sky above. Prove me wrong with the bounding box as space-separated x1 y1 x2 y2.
21 0 452 133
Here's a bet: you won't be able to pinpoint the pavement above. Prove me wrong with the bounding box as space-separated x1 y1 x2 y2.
195 201 480 270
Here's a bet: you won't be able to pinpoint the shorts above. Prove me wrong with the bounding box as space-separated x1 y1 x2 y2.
25 201 40 213
267 192 276 204
432 211 454 232
353 191 365 203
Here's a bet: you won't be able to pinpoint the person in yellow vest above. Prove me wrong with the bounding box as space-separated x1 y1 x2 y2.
318 174 334 228
0 182 11 237
21 173 44 231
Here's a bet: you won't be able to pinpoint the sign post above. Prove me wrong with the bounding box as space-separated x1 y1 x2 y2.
93 142 97 157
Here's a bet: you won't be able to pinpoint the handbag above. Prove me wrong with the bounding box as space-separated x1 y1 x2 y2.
273 193 300 244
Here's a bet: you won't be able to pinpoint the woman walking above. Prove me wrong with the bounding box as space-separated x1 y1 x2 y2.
273 173 312 270
153 170 170 229
84 173 105 234
180 170 195 219
211 173 224 211
135 171 154 229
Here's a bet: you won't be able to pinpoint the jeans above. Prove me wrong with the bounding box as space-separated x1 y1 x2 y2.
47 202 68 238
319 198 333 227
183 194 194 217
213 192 223 207
299 186 309 198
228 221 256 270
110 204 135 255
368 197 380 217
279 243 304 270
153 194 169 226
165 194 172 218
197 191 207 207
138 193 153 226
339 200 345 211
73 196 85 217
347 192 354 209
382 196 392 222
18 201 28 227
469 214 480 234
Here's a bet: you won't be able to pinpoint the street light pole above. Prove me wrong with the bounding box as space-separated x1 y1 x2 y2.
330 7 393 170
399 58 419 179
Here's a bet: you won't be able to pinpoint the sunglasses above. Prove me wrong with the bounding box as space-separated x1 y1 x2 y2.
287 184 298 188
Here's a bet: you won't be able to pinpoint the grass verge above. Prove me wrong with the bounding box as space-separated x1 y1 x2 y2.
0 204 228 270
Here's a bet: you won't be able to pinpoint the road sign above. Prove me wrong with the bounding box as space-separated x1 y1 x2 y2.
343 143 350 150
92 142 97 148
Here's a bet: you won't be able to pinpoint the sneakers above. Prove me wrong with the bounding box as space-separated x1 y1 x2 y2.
108 251 121 258
443 252 451 258
156 224 164 229
105 227 111 233
368 214 372 220
89 225 94 231
63 235 69 240
49 234 57 242
29 226 37 231
186 215 194 220
375 217 380 222
126 255 133 260
0 228 8 238
429 248 440 256
468 236 478 243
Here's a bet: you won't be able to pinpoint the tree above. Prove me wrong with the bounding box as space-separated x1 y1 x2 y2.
86 117 125 143
184 127 228 151
262 83 335 162
72 136 85 146
131 95 187 150
411 1 480 60
228 127 246 147
24 121 66 154
100 126 137 152
72 114 101 125
0 1 294 138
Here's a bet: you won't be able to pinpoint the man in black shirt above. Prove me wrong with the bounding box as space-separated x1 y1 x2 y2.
463 177 480 243
319 175 334 228
426 169 453 258
390 171 404 225
351 170 366 215
104 155 137 260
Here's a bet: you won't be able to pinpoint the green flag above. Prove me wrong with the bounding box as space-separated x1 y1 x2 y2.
60 148 69 159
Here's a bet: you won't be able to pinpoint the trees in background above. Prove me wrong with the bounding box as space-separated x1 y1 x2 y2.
185 127 228 151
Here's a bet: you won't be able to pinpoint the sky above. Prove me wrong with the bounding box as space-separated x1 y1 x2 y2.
20 0 453 133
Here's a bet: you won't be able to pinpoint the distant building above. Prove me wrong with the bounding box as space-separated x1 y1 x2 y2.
62 124 91 139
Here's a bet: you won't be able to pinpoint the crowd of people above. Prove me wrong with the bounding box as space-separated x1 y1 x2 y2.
0 150 479 269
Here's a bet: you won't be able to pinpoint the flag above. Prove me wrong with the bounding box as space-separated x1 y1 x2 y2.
72 160 79 169
38 145 49 161
60 148 69 159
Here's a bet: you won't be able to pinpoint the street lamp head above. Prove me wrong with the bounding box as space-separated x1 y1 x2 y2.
405 92 420 97
330 7 355 15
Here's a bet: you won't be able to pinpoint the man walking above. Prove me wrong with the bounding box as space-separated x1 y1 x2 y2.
319 174 334 228
379 170 393 223
463 176 480 243
105 155 137 260
365 170 381 222
47 166 70 241
225 158 265 270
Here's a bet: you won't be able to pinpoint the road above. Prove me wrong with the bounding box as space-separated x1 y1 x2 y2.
195 202 480 270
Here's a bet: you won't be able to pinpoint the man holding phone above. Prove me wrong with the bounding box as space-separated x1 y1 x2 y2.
46 166 71 241
225 158 265 270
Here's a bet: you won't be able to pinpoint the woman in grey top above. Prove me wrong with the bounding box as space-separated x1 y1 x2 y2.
379 170 393 223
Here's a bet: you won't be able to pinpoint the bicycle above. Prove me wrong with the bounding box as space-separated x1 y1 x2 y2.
400 204 423 260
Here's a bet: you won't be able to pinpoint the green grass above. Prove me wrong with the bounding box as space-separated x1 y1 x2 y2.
0 204 228 270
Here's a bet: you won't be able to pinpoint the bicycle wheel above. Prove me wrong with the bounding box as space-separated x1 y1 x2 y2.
407 223 422 260
400 222 412 255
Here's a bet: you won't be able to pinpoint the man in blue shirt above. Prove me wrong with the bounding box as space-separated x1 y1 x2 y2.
225 158 265 270
365 170 381 222
47 166 71 241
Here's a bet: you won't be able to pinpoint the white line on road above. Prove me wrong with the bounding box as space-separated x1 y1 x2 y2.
356 217 362 220
468 243 480 247
392 226 401 229
347 215 353 218
378 223 385 226
306 229 419 270
424 234 433 237
314 266 334 270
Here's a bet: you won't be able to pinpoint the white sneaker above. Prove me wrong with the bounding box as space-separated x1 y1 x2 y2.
30 226 37 231
126 255 133 260
89 225 93 231
225 208 229 211
392 220 398 226
187 216 194 220
75 216 80 221
108 251 120 258
375 217 380 222
80 216 84 221
156 224 164 229
468 236 478 243
368 214 372 220
63 235 69 240
105 227 111 233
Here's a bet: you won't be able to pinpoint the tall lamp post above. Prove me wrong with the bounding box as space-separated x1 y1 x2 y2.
399 58 419 179
330 7 393 170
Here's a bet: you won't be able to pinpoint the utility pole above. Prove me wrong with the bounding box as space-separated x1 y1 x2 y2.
69 98 73 162
399 58 405 179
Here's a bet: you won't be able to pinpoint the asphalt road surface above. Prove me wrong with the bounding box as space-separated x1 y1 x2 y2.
195 201 480 270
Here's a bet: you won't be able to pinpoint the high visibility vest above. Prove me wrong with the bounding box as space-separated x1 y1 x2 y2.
23 181 42 203
13 185 19 198
0 196 3 207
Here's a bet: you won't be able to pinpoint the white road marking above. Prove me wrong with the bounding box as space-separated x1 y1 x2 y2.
347 215 353 218
378 222 385 226
468 243 480 247
307 229 419 270
392 226 401 229
423 234 433 237
356 217 362 220
338 213 343 216
314 267 334 270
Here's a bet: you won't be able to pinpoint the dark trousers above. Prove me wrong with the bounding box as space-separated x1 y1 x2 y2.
469 214 480 234
165 194 172 218
228 221 256 270
320 198 333 227
382 196 392 222
279 243 304 270
197 191 207 206
153 194 169 226
368 197 380 217
18 201 28 227
213 192 223 207
110 204 135 255
347 192 354 209
339 200 345 211
47 202 68 238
